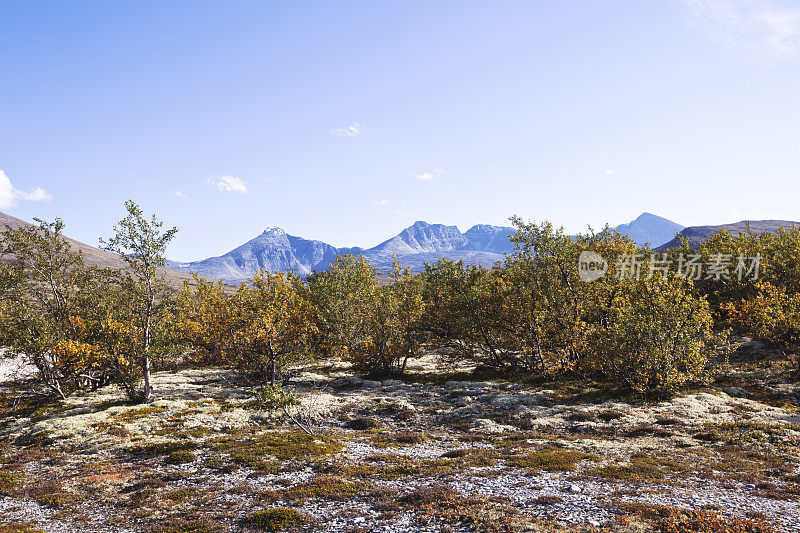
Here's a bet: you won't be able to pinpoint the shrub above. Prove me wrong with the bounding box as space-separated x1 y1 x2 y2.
179 271 316 386
165 450 196 465
243 508 309 531
0 525 45 533
589 275 722 394
149 518 220 533
211 431 342 469
164 487 197 502
535 495 563 505
309 256 425 376
0 471 23 494
507 448 595 472
347 416 380 430
619 502 777 533
673 225 800 370
0 218 118 399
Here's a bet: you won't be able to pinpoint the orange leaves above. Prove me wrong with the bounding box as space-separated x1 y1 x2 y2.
50 338 103 372
177 270 316 379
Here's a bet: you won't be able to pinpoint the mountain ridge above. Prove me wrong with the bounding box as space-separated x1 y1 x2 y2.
0 211 195 287
615 212 684 248
656 220 800 251
171 213 686 282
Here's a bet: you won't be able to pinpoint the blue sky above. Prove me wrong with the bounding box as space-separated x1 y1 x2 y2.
1 0 800 261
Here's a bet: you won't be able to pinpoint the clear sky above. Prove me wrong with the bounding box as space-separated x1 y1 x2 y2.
1 0 799 261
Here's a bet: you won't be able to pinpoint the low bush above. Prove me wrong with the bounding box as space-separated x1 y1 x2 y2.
619 502 777 533
507 448 595 472
243 508 309 531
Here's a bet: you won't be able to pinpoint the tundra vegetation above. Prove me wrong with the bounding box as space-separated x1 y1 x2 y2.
1 203 800 532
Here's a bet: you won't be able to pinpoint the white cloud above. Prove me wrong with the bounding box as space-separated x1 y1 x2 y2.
605 169 616 175
0 170 52 209
683 0 800 61
330 123 363 137
415 168 444 182
175 190 187 199
372 198 389 207
210 175 248 193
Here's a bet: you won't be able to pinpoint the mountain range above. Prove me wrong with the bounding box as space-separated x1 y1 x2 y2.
656 220 800 251
169 212 685 282
3 210 796 284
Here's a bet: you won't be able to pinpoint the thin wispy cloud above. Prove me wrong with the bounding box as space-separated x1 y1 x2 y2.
683 0 800 62
210 175 248 193
372 198 389 207
330 123 363 137
414 168 444 182
175 190 187 199
0 170 52 209
605 169 616 175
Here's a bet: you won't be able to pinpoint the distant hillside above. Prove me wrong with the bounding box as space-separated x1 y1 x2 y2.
2 210 690 284
0 211 195 287
656 220 800 251
171 213 686 282
173 221 517 282
363 222 467 263
462 224 517 254
170 227 344 279
614 212 684 248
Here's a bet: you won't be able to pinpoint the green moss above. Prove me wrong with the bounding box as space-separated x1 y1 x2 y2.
507 448 596 472
707 446 795 482
113 405 167 423
0 471 24 494
276 476 372 502
151 518 220 533
154 426 212 438
126 440 198 458
332 453 456 480
91 421 130 437
29 402 71 421
164 487 197 503
699 421 800 446
591 454 684 481
441 448 499 467
28 479 82 509
244 508 309 531
211 431 342 470
165 450 197 465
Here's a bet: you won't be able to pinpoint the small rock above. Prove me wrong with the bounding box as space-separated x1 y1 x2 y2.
439 406 480 420
445 380 494 390
490 394 518 408
722 386 748 398
472 418 515 434
330 376 365 389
